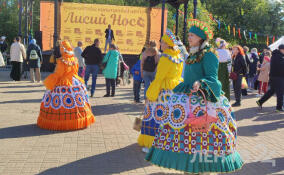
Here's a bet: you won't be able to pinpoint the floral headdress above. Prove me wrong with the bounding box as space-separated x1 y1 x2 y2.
59 40 77 66
188 19 214 40
161 29 178 47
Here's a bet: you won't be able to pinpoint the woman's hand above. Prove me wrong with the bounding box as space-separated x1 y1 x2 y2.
192 81 201 92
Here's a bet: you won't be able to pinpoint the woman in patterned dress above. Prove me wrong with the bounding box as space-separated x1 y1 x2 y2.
37 41 95 130
137 29 183 153
145 19 244 174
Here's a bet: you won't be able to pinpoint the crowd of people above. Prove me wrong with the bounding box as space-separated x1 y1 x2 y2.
0 20 284 174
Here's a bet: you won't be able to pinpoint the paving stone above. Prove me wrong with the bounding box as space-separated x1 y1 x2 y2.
0 72 283 175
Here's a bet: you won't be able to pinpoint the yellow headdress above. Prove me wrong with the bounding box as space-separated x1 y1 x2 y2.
161 29 177 47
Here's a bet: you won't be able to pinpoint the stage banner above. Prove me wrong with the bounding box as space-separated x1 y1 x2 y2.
40 2 167 54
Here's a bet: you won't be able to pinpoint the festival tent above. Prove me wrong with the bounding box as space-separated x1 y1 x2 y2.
269 36 284 51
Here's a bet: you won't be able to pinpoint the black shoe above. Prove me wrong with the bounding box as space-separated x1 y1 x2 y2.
90 94 94 98
111 94 115 97
256 100 262 109
135 100 143 104
232 102 241 107
103 94 110 97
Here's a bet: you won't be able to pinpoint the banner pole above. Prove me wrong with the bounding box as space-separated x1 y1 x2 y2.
53 0 58 49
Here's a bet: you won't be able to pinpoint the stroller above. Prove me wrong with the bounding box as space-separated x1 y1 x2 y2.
22 60 29 80
117 61 131 86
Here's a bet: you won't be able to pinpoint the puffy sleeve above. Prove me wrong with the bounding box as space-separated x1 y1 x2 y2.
199 52 222 102
44 59 66 90
146 56 173 102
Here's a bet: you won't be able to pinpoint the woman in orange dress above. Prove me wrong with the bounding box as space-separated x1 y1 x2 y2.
37 41 95 130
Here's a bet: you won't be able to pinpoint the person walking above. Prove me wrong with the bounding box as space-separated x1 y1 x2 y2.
242 46 250 96
141 40 159 99
26 39 42 83
81 38 103 97
231 45 247 107
131 59 143 103
10 36 26 81
247 48 259 90
0 36 8 54
74 41 85 77
257 44 284 112
216 38 231 100
257 56 270 97
104 24 115 53
102 44 120 97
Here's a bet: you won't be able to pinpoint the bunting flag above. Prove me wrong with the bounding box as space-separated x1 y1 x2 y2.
175 9 278 44
267 35 269 46
273 36 275 43
172 13 176 20
255 33 258 42
228 25 230 35
238 28 242 39
243 30 247 40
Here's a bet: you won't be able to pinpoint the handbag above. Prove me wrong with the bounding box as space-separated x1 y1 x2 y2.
241 77 248 89
0 52 5 67
100 52 111 70
49 54 55 64
229 72 238 80
184 89 218 132
133 116 143 132
133 104 145 132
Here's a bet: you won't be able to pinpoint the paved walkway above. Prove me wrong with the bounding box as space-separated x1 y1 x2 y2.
0 71 283 175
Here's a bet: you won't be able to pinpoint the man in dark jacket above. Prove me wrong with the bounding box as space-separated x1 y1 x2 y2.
242 46 250 95
81 38 103 97
104 24 115 53
257 44 284 112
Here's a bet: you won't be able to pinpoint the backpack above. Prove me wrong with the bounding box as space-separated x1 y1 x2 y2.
30 49 39 60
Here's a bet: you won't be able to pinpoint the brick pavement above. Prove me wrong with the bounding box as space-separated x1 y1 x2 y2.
0 71 283 175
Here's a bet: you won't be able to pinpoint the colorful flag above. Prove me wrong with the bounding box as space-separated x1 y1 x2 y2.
243 30 247 40
272 36 275 43
238 28 242 39
228 25 230 35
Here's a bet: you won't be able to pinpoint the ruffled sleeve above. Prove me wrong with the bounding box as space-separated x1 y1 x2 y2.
146 56 173 102
44 59 66 90
199 52 222 102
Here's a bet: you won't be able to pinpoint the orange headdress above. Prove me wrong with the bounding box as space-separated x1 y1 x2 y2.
60 40 74 58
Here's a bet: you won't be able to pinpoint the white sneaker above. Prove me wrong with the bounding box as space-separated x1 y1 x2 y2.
256 94 262 98
142 147 149 153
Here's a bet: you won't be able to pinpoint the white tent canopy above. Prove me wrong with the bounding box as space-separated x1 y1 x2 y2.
269 36 284 51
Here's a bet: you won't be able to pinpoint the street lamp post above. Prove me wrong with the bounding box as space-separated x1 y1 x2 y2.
18 0 23 36
193 0 197 19
183 0 188 44
161 0 166 38
53 0 58 49
24 0 28 45
175 6 179 36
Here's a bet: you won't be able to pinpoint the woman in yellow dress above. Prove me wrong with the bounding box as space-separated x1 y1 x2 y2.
37 41 95 130
138 29 183 152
